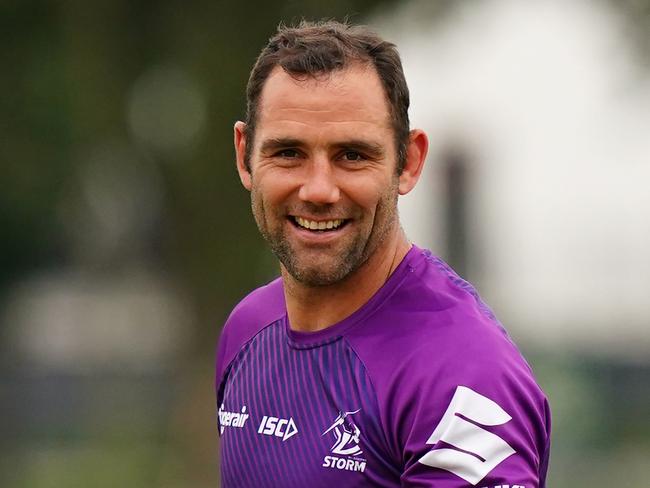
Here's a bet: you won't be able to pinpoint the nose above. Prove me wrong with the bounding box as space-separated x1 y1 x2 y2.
297 157 340 204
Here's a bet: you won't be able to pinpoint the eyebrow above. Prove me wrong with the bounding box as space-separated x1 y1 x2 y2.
259 138 304 153
338 140 385 158
259 138 385 157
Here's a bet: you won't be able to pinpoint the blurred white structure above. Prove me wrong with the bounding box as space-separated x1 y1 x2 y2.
378 0 650 359
4 269 190 371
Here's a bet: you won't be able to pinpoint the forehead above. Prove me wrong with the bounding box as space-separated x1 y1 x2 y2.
254 64 392 138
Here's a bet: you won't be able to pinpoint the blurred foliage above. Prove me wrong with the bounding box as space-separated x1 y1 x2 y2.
608 0 650 66
0 0 398 349
531 354 650 487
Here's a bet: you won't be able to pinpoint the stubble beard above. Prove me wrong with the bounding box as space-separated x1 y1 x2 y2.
250 184 399 288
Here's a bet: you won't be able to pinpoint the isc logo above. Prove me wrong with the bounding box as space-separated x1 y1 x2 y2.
257 415 298 442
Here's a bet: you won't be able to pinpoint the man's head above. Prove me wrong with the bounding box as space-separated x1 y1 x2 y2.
243 20 411 174
234 20 427 287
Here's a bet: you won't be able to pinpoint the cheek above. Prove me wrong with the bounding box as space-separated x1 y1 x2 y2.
249 186 265 226
251 170 296 204
346 174 398 211
250 174 293 226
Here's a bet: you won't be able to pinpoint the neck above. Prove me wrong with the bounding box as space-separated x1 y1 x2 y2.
282 227 412 333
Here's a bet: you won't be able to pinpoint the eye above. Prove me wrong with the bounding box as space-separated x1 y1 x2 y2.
277 149 299 158
342 151 364 161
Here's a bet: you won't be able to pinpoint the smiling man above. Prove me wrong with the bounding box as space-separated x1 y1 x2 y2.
216 20 550 487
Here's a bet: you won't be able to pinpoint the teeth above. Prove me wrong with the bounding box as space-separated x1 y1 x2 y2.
295 217 343 230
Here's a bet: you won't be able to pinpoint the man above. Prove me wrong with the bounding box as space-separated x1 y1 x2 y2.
216 20 550 487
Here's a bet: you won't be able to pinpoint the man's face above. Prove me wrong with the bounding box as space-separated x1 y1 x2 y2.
238 64 402 287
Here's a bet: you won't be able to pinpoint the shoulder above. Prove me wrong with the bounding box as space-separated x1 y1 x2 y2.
347 247 517 371
225 276 285 331
345 248 551 485
215 277 286 385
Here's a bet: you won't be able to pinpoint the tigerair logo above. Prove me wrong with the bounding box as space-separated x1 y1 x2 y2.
218 404 249 434
321 409 366 473
257 415 298 441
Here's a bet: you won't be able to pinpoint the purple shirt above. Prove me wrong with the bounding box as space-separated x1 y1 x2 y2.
215 246 551 487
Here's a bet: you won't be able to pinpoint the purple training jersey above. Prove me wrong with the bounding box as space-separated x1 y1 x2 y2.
215 246 551 487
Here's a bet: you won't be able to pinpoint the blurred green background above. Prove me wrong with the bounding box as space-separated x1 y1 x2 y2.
1 1 649 487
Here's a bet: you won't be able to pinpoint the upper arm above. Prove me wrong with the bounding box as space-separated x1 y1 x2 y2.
401 386 549 487
396 359 551 488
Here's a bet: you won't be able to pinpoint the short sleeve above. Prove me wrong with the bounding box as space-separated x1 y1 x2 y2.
396 347 551 488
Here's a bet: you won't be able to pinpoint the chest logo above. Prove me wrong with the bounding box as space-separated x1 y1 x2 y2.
321 409 366 473
258 415 298 441
218 404 250 435
322 409 363 456
418 386 516 485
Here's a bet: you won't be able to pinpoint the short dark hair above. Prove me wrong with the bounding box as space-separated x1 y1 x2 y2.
243 20 411 173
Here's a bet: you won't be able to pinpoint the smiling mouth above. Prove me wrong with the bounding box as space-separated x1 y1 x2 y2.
290 216 349 232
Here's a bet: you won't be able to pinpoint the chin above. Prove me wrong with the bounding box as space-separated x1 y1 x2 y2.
285 259 355 287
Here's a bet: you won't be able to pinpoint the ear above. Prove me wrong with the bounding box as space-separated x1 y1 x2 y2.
398 129 428 195
234 121 252 191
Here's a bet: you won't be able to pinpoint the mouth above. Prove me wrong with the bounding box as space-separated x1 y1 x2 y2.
289 216 350 232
